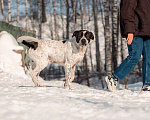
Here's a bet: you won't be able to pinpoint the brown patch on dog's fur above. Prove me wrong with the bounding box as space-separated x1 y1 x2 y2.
22 40 38 50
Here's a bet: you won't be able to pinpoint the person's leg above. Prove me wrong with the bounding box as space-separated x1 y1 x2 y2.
105 37 144 91
113 37 143 80
142 38 150 85
142 41 146 85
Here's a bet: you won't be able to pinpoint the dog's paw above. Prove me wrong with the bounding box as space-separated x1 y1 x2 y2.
35 82 44 87
69 86 74 90
64 83 68 89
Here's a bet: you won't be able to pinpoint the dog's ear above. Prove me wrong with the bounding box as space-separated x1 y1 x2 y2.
89 32 94 40
72 31 79 38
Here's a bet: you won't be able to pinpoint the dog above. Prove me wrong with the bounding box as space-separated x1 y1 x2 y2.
17 30 94 89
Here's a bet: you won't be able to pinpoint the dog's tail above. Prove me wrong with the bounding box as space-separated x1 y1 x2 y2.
17 36 40 43
17 36 40 50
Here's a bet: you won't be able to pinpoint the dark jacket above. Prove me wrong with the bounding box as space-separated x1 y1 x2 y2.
120 0 150 38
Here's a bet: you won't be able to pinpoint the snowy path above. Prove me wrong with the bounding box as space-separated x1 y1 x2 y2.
0 71 150 120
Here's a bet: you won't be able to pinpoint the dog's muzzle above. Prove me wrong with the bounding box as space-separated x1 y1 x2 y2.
81 39 86 45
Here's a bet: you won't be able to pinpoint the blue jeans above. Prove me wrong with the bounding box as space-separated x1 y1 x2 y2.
113 37 150 85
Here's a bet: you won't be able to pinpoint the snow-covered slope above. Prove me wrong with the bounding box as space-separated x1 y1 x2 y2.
0 71 150 120
0 31 25 77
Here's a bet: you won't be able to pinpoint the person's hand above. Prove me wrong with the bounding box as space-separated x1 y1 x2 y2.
127 33 134 45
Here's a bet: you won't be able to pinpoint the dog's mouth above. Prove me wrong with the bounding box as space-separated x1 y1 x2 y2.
81 43 87 46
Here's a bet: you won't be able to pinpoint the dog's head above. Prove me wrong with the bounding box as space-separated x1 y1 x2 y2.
72 30 94 46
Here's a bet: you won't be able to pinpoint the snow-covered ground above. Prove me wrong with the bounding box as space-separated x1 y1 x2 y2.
0 70 150 120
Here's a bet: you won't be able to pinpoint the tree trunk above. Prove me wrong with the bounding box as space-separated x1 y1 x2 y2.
84 54 90 87
104 0 112 76
83 0 87 15
17 0 19 26
112 0 118 71
29 0 34 29
79 0 90 87
60 0 65 39
1 0 6 22
93 0 104 88
38 0 42 39
99 0 105 29
52 0 59 40
87 0 91 21
65 0 69 39
25 0 28 29
71 0 76 30
99 0 106 71
49 0 54 39
42 0 47 23
89 44 94 71
0 0 1 21
8 0 12 24
78 0 83 29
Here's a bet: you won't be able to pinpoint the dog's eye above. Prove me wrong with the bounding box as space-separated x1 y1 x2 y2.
78 32 83 38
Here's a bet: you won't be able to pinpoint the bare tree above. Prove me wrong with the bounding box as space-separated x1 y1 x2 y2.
8 0 12 24
49 0 54 39
65 0 70 39
71 0 76 30
25 0 28 29
79 0 90 87
60 0 65 39
42 0 47 23
0 0 1 21
84 53 90 87
52 0 59 40
104 0 111 76
87 0 91 21
1 0 6 22
89 44 94 71
112 0 118 71
82 0 87 15
99 0 105 32
78 0 83 29
38 0 42 39
17 0 19 26
93 0 104 88
29 0 34 29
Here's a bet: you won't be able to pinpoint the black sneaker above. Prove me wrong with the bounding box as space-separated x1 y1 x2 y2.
142 84 150 91
105 76 118 92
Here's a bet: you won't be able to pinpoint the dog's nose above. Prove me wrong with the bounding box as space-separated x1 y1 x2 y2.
81 39 86 45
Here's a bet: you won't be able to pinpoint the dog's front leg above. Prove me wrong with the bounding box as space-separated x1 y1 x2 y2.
30 71 43 87
64 63 73 90
70 66 76 82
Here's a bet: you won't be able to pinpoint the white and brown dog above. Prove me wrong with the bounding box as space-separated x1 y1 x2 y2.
17 30 94 89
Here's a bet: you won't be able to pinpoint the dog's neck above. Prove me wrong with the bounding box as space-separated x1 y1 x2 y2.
79 46 87 56
71 40 87 55
66 38 87 55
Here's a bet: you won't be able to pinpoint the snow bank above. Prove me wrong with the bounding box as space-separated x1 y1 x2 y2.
0 31 26 77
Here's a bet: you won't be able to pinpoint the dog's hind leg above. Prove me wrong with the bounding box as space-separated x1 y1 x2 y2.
30 59 48 87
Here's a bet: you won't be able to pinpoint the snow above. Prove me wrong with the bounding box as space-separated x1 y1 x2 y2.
0 31 25 77
0 70 150 120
